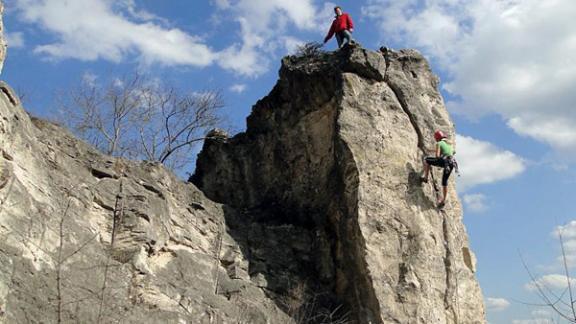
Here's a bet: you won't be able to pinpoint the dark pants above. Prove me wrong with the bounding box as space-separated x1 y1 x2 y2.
425 157 454 186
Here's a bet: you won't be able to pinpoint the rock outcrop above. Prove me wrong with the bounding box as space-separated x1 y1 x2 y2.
192 46 485 323
0 7 290 322
0 89 301 322
0 4 484 322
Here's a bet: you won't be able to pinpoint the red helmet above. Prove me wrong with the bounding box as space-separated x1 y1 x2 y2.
434 130 446 141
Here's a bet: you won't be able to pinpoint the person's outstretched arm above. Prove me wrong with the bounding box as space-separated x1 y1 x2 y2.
324 22 336 43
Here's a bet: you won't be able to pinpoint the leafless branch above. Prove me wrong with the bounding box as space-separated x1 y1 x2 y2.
56 72 225 176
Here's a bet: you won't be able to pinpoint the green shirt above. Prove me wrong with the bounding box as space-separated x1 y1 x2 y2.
438 140 453 157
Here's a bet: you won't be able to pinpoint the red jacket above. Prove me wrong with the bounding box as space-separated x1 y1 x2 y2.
324 13 354 42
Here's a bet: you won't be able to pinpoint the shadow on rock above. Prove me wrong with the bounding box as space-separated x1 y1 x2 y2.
220 204 353 324
405 162 437 211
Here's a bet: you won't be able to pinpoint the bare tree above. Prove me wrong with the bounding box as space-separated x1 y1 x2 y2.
522 232 576 323
58 73 224 173
295 42 325 58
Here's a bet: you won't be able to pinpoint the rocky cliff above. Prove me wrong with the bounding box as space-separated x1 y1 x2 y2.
0 87 302 322
0 4 484 323
191 46 485 323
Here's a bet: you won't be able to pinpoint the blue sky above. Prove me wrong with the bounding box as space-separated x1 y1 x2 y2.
3 1 576 323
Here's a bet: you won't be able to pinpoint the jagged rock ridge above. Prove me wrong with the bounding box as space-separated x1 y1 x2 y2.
192 46 486 323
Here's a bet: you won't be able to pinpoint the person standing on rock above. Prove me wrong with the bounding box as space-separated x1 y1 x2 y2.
420 130 456 208
323 6 355 48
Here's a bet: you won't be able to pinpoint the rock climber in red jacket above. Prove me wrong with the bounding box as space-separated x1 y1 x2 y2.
324 6 355 48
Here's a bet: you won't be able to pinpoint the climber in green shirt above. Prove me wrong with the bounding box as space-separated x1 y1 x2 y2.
420 130 456 208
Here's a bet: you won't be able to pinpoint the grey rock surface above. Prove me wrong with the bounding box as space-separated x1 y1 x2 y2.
0 85 291 322
192 46 486 323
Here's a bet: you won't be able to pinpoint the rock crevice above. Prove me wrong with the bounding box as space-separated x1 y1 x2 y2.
380 50 458 319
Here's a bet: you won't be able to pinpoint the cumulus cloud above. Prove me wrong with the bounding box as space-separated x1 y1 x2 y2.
551 221 576 266
485 297 510 311
81 72 98 87
521 222 576 305
524 274 575 292
462 193 488 213
229 84 247 94
14 0 215 67
456 135 526 191
216 16 269 76
282 36 306 54
512 319 553 324
213 0 335 76
554 221 576 240
362 0 576 160
5 32 25 48
212 0 231 9
530 310 552 318
13 0 337 76
508 116 576 153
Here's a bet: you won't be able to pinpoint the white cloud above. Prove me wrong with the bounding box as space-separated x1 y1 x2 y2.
5 32 25 48
553 221 576 240
14 0 215 67
456 135 526 191
509 310 554 324
115 0 165 23
512 319 553 324
524 222 576 296
13 0 337 76
229 84 247 94
213 0 335 76
212 0 231 9
362 0 576 160
81 72 98 87
216 17 268 76
525 273 575 292
551 221 576 266
282 36 305 55
233 0 318 32
485 297 510 311
463 193 488 213
508 116 576 153
531 310 552 318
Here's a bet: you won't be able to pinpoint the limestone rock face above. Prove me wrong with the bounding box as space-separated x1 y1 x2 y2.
0 91 292 321
193 47 486 323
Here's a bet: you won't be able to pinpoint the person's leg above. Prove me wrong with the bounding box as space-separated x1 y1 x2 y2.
422 157 443 181
439 165 453 204
336 32 344 48
342 29 354 44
